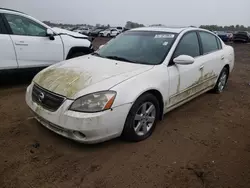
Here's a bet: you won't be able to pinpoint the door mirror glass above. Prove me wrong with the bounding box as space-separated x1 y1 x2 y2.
173 55 194 65
46 29 55 40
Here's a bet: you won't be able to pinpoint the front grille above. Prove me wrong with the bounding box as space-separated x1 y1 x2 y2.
32 84 65 112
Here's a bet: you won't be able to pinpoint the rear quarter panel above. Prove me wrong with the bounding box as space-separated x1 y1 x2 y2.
223 44 235 73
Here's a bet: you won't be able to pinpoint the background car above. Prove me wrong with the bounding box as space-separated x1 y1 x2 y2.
216 31 233 42
0 8 93 72
89 28 105 37
80 28 91 35
116 26 124 33
233 31 250 43
73 27 91 35
99 28 120 37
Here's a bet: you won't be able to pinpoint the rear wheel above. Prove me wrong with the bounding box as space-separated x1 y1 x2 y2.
213 67 229 93
122 93 160 142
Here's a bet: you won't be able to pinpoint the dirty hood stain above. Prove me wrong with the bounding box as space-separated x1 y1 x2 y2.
33 55 153 98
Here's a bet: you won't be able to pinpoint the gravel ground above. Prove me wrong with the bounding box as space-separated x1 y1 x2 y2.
0 38 250 188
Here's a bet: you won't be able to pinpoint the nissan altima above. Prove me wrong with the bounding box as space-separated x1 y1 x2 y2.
26 26 235 144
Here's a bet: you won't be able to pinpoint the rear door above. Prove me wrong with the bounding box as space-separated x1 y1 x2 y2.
3 13 64 68
0 13 18 70
197 31 225 86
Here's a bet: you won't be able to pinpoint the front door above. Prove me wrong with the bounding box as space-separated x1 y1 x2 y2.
166 31 206 110
0 14 18 70
3 13 64 68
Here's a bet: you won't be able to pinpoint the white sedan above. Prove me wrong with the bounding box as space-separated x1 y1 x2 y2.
26 27 235 144
99 28 120 37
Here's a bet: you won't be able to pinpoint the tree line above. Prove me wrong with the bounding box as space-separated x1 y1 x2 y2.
200 25 250 32
44 20 250 32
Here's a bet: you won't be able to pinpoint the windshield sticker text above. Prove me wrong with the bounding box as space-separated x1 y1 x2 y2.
154 34 175 39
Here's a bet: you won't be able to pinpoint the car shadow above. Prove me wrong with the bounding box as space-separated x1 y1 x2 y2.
0 69 41 89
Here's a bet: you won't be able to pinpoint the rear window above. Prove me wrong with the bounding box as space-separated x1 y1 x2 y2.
236 32 248 36
216 37 222 49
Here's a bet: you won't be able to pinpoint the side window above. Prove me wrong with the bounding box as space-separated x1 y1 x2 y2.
173 32 200 58
4 14 47 37
0 15 6 34
199 32 219 54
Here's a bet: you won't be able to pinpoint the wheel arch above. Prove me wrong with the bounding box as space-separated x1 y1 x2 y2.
224 64 230 73
129 89 164 121
66 46 93 60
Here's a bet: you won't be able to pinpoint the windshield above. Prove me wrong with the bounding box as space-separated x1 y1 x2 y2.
95 31 177 65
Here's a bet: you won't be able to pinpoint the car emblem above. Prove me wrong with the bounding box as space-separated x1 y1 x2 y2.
38 92 45 102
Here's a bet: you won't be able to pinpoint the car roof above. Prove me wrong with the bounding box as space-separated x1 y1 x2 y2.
0 8 26 15
131 26 200 33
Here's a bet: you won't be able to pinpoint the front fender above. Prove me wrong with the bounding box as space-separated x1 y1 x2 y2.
111 65 169 108
60 35 91 59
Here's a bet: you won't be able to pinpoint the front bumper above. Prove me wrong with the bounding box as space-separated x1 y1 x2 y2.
25 83 132 144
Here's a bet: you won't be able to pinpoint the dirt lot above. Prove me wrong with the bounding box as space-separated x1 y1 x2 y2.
1 38 250 188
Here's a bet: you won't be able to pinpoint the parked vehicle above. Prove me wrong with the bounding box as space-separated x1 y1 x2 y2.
89 28 105 37
233 31 250 43
73 27 91 35
216 31 233 42
0 8 93 72
99 28 120 37
80 28 91 35
116 26 124 33
26 26 234 144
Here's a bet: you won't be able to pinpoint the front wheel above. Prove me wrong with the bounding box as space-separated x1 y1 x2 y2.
213 67 229 93
122 93 160 142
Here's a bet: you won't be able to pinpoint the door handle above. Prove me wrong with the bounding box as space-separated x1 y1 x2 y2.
221 56 225 60
199 65 204 70
15 41 28 46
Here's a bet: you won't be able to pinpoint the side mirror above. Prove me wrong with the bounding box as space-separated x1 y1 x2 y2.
173 55 194 65
46 29 55 40
99 44 104 50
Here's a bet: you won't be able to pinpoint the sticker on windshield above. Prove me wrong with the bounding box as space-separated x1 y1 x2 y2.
154 34 174 39
162 42 168 46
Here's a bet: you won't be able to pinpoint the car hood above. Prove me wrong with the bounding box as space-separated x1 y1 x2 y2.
52 27 88 38
33 55 154 99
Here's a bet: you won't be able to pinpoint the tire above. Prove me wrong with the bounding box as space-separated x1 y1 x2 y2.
122 93 160 142
107 33 110 37
212 67 229 93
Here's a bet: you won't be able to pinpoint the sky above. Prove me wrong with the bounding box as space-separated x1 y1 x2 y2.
1 0 250 27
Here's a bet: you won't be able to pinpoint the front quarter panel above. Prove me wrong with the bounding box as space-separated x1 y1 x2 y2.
111 65 169 108
60 35 91 59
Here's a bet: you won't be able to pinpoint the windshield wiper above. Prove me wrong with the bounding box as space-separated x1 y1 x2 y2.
104 56 136 63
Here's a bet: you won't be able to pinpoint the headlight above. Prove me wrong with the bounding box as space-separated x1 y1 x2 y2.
69 91 116 112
